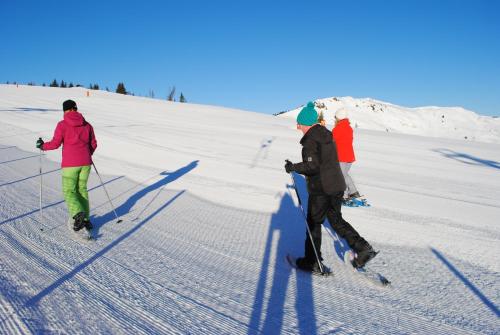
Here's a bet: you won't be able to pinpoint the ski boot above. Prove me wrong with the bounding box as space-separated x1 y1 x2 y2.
352 246 378 269
83 218 93 230
348 191 362 199
296 257 331 276
72 212 86 231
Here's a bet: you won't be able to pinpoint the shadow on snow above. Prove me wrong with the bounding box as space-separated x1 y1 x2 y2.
25 190 186 307
248 172 320 335
90 160 199 234
0 107 60 112
430 247 499 318
433 148 500 170
0 168 60 187
25 160 199 307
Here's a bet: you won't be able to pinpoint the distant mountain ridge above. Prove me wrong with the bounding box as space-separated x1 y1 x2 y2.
278 96 500 144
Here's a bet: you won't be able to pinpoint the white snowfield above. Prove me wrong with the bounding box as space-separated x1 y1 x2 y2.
0 85 499 334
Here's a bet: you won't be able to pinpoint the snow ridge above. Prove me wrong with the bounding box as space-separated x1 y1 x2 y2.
279 96 500 143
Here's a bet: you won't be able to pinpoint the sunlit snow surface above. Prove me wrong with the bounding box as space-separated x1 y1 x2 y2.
1 85 499 334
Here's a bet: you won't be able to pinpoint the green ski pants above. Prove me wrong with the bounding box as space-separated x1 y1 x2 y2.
62 165 91 219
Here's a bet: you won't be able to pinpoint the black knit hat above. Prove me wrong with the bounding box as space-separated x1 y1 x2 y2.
62 99 77 111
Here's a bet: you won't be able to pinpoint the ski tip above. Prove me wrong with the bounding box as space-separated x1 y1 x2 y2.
378 274 391 286
318 270 333 277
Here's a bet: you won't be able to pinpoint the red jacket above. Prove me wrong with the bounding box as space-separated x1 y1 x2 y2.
332 119 355 163
42 111 97 167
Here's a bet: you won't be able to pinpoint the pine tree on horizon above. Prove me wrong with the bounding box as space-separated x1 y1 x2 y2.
50 79 59 87
180 93 186 103
116 82 127 95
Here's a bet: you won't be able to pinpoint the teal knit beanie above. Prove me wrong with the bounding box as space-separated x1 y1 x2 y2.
296 102 318 126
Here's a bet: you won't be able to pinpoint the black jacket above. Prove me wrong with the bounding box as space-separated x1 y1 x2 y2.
292 124 346 195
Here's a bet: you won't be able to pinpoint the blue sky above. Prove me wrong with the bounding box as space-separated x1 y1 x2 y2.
1 0 499 116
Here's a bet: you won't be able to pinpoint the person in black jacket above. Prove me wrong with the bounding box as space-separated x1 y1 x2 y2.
285 102 376 273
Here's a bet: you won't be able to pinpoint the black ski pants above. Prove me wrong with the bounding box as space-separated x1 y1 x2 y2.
304 191 369 262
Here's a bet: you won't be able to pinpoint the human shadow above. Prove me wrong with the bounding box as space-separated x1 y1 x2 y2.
25 190 186 307
90 160 199 236
430 247 499 318
433 148 500 170
248 173 318 335
325 228 350 262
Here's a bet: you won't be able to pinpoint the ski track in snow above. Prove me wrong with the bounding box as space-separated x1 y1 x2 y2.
1 86 499 334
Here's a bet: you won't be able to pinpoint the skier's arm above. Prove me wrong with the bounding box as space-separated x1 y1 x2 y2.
291 139 320 176
42 122 64 151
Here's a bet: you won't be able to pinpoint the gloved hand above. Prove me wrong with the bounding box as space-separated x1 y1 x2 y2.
36 138 44 149
284 159 294 173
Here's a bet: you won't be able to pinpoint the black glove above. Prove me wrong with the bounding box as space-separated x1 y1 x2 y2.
36 138 44 149
285 159 294 173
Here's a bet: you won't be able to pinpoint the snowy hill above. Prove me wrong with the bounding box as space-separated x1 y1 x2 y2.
1 85 499 334
279 96 500 144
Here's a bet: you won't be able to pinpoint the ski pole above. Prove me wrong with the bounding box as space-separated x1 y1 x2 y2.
92 162 122 223
39 139 44 231
288 170 326 274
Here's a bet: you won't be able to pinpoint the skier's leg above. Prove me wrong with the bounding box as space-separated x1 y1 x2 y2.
62 167 86 219
326 191 370 253
76 165 91 219
304 194 329 262
339 162 358 197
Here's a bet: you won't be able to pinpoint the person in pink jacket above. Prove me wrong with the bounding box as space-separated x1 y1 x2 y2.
36 100 97 232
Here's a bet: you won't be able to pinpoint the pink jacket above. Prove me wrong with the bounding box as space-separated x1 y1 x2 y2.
42 111 97 167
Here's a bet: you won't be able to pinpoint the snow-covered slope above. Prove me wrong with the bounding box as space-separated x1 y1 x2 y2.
1 85 499 334
279 96 500 144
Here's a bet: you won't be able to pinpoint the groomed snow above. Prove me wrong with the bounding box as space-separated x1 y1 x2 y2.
1 85 499 334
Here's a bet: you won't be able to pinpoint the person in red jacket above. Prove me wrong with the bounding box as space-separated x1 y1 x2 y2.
36 100 97 232
332 108 361 200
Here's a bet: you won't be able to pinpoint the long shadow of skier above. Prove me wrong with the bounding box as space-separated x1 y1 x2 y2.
431 247 500 317
25 189 186 307
247 173 319 335
91 160 199 236
433 148 500 170
24 162 198 306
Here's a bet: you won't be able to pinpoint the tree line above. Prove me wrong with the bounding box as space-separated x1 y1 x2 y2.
5 80 187 102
